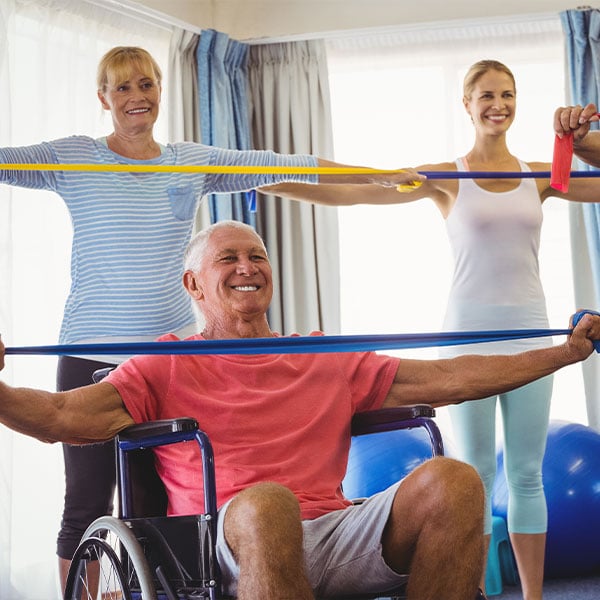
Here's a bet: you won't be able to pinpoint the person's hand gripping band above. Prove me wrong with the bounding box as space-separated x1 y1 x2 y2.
572 309 600 352
396 169 424 192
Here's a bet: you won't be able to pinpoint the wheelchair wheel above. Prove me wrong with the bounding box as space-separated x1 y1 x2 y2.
64 515 157 600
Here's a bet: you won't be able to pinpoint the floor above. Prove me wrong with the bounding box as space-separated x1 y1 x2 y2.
492 574 600 599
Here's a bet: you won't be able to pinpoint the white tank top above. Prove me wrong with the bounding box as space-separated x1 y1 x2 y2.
440 157 551 356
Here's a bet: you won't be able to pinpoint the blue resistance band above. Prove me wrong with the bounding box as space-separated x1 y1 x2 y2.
6 311 599 357
1 328 593 357
245 170 597 212
420 170 594 180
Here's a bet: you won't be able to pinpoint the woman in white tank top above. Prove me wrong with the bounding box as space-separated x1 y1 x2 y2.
268 60 600 600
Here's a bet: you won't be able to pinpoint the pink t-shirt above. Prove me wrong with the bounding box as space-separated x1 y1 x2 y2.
106 332 400 519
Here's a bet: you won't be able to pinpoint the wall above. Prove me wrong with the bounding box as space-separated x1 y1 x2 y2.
133 0 579 40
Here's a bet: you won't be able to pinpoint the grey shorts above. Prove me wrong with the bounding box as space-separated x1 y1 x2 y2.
216 482 408 598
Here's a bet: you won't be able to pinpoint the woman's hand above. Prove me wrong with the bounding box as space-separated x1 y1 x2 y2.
367 167 426 191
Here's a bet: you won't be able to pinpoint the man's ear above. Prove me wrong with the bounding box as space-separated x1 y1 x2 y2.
183 270 203 300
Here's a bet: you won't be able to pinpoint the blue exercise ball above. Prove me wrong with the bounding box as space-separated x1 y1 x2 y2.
492 420 600 578
342 428 433 500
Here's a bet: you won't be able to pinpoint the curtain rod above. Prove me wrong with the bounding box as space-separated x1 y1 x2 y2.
80 3 563 46
82 0 203 34
242 11 562 45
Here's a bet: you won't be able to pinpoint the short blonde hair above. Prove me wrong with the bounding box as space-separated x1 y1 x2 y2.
463 60 515 100
97 46 162 91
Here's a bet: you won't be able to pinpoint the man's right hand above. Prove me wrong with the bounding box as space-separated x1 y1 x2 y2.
566 310 600 363
0 335 5 371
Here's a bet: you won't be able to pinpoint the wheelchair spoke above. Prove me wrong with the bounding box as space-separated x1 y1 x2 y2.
65 516 157 600
65 536 131 600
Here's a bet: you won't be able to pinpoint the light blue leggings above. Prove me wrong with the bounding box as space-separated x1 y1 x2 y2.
448 375 553 535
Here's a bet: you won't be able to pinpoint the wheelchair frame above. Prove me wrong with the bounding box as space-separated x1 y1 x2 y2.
63 404 444 600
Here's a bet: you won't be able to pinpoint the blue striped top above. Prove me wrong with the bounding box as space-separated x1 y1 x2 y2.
1 136 318 345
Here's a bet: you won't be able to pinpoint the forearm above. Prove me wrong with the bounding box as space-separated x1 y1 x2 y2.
0 381 132 444
573 132 600 169
314 158 396 185
0 143 58 189
438 345 575 404
0 381 70 443
260 182 395 206
262 157 430 206
386 342 584 409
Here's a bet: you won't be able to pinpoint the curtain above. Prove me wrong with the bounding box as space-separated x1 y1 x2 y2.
168 27 209 328
196 29 254 225
168 28 201 144
0 1 172 597
247 40 340 334
561 8 600 430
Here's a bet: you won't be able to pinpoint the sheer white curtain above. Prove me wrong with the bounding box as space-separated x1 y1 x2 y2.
0 1 172 597
325 16 587 441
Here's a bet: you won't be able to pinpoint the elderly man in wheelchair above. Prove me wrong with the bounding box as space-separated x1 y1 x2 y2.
1 220 600 600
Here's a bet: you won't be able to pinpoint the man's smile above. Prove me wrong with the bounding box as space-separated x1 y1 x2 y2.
126 107 150 114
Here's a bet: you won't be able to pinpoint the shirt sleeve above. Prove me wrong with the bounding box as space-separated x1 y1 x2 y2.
336 350 401 413
0 141 59 190
105 334 178 423
203 146 319 193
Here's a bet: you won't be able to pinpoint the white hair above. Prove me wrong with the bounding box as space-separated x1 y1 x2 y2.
183 220 265 272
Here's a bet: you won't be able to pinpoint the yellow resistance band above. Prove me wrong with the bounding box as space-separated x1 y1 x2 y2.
0 163 410 175
0 163 423 192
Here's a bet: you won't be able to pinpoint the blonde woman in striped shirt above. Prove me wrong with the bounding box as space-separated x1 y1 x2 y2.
0 45 422 592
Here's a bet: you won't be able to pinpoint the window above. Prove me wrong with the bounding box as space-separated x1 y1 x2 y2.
326 16 587 439
0 3 172 596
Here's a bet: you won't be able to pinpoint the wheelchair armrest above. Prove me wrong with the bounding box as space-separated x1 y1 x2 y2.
351 405 435 435
352 405 444 456
116 417 218 520
118 418 199 442
92 366 115 383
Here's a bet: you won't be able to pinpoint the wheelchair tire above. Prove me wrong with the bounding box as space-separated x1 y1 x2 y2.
65 536 132 600
64 515 157 600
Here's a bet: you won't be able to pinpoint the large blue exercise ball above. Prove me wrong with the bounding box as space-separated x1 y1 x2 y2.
342 428 433 499
492 420 600 578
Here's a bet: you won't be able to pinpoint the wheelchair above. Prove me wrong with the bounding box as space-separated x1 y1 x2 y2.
64 369 446 600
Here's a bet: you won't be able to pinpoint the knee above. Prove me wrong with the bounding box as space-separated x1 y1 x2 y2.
406 457 485 521
225 482 302 544
230 482 300 518
504 453 544 489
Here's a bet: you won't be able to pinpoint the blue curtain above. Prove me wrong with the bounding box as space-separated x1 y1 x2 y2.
197 29 255 225
561 8 600 429
561 8 600 298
